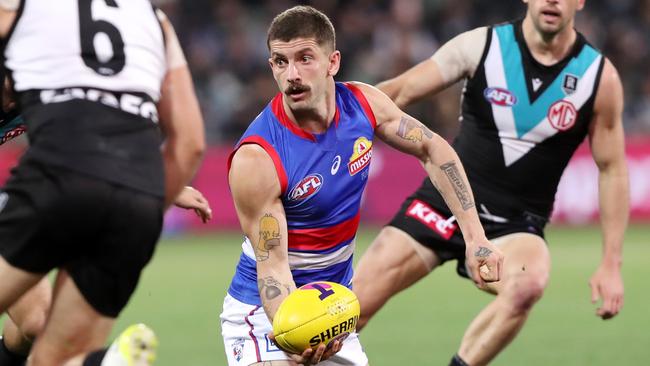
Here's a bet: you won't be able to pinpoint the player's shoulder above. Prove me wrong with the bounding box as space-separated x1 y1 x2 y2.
594 57 623 105
229 143 282 200
341 81 385 102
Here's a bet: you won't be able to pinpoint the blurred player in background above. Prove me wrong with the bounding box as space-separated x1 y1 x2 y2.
0 186 211 366
0 0 205 365
353 0 629 365
221 6 502 366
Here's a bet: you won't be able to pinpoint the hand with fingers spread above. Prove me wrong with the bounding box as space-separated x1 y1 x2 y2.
268 333 343 365
465 239 504 289
589 262 624 320
173 186 213 223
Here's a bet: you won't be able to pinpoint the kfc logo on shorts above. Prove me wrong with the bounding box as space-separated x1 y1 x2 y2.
548 100 578 131
348 137 373 176
483 87 517 107
406 200 457 239
288 174 323 202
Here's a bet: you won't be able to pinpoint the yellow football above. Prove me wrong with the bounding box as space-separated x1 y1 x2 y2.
272 281 360 354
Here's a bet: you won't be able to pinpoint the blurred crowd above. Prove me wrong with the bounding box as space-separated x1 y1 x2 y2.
155 0 650 144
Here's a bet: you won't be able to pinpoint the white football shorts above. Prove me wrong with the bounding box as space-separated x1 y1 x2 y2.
221 293 369 365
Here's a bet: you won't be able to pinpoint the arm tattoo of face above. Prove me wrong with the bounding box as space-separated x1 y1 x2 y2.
396 116 434 143
440 161 475 210
256 214 281 261
258 277 284 300
474 246 493 258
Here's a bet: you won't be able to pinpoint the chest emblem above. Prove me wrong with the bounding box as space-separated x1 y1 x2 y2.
288 174 323 202
548 100 578 131
562 74 579 95
348 137 373 176
483 87 517 107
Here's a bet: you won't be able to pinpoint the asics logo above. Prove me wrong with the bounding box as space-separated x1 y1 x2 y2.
331 156 341 175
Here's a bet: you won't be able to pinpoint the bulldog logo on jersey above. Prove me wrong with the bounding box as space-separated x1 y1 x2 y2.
348 137 372 176
288 174 323 202
548 100 578 131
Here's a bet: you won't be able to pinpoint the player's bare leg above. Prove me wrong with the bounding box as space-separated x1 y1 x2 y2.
0 256 43 314
3 278 52 355
457 233 550 366
27 270 114 366
353 226 441 331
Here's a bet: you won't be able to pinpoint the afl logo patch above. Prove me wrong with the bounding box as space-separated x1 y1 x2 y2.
548 100 578 131
348 137 372 176
483 87 517 107
288 174 323 202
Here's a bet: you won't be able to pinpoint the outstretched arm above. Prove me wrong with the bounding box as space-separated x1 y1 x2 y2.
173 186 212 223
376 27 487 108
230 145 338 363
353 82 503 287
588 59 628 320
229 144 294 320
156 11 205 208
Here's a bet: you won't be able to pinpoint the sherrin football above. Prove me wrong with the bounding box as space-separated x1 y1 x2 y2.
272 281 360 354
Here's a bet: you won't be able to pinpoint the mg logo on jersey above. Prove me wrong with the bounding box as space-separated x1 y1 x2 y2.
406 200 457 239
348 137 373 176
288 174 323 202
548 100 578 131
483 87 517 107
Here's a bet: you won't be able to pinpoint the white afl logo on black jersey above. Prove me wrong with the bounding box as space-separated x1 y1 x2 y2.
5 0 166 101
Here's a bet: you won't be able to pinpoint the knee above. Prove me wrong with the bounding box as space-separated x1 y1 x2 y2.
502 273 548 314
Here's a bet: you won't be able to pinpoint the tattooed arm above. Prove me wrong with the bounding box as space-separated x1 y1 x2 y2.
229 144 296 320
349 81 503 287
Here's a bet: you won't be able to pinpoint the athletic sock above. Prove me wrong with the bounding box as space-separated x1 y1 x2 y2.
0 336 27 366
82 348 107 366
449 353 470 366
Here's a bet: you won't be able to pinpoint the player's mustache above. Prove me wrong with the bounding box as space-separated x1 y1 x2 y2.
285 84 310 95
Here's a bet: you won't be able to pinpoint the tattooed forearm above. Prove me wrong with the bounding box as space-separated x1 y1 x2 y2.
440 161 475 210
475 246 493 258
396 116 434 143
257 276 289 300
256 214 281 261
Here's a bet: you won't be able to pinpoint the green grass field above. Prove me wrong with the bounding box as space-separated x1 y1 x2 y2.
4 225 649 365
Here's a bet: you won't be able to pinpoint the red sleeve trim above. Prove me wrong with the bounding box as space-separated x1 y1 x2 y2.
343 82 377 130
227 135 289 195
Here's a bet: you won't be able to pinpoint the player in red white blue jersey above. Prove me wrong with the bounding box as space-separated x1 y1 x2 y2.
221 6 503 366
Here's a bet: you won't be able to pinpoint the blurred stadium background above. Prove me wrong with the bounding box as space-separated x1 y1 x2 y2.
1 0 649 365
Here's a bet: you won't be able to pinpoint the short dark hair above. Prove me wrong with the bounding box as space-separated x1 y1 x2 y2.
267 6 336 51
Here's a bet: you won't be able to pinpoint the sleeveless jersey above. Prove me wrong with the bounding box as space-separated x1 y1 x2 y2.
5 0 165 100
428 20 604 220
3 0 167 196
227 82 376 305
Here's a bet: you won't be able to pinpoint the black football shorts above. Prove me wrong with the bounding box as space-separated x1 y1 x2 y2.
0 158 164 317
388 189 547 279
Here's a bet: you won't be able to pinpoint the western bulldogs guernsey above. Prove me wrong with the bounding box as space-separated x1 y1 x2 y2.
228 82 376 305
428 20 604 220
